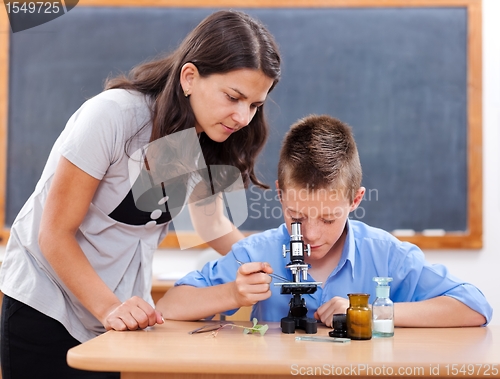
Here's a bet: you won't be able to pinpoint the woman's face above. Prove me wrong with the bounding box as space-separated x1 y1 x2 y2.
181 65 274 142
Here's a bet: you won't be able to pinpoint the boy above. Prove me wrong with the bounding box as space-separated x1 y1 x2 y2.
158 115 492 327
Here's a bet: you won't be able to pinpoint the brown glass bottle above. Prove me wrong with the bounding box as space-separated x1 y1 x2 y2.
346 293 372 340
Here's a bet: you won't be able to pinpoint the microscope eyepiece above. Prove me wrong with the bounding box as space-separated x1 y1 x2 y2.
290 222 302 241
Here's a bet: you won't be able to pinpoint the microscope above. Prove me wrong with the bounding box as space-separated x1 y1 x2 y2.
276 222 321 334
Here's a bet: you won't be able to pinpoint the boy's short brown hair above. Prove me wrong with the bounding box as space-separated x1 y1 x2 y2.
277 114 362 203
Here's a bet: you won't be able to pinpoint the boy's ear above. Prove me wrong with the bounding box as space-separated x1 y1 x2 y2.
275 180 282 203
179 62 199 94
349 187 365 212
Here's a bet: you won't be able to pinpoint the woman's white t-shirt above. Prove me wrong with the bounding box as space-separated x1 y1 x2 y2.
0 89 178 342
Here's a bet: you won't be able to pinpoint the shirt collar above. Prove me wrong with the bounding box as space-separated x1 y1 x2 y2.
334 219 357 279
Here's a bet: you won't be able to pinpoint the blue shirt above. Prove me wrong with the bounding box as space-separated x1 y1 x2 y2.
175 220 493 324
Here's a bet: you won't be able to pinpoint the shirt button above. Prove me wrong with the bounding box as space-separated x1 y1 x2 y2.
158 196 169 205
145 220 157 229
150 209 162 220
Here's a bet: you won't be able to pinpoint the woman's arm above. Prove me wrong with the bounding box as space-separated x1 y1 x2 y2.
188 191 245 255
39 157 163 330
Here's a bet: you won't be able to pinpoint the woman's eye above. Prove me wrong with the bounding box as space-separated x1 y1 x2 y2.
226 94 238 102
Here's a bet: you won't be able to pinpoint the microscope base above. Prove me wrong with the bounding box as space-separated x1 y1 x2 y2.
280 316 317 334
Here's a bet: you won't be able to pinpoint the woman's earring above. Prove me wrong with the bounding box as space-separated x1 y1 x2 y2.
184 90 190 98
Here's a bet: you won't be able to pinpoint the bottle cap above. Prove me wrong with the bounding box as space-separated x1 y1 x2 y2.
373 277 392 297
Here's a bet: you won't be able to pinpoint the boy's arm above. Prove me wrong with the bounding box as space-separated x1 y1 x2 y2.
157 262 273 321
394 296 486 327
315 295 486 328
389 244 492 326
157 283 241 321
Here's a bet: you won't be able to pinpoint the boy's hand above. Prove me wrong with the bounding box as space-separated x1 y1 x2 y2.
102 296 164 331
314 296 349 327
232 262 273 307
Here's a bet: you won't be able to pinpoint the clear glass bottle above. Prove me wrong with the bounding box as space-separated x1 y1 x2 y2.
372 277 394 338
346 293 372 340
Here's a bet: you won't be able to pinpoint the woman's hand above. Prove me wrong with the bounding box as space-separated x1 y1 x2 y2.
231 262 273 307
314 296 349 327
101 296 164 331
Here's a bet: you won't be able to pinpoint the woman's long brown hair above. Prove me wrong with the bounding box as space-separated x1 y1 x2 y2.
105 10 281 189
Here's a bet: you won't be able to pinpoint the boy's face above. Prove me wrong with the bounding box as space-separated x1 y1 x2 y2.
277 182 365 262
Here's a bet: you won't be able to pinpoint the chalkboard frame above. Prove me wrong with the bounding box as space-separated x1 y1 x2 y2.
0 0 483 249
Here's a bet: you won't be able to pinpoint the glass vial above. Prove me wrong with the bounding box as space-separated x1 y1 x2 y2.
346 293 372 340
372 277 394 338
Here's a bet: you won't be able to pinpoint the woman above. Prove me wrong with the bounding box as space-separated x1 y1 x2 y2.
0 10 281 378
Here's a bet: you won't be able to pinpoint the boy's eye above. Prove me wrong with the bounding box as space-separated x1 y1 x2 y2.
323 219 334 225
291 217 304 222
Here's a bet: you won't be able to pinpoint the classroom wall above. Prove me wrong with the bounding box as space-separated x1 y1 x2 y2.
1 0 498 326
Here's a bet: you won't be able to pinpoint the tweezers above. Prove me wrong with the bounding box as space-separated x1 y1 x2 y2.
188 324 223 334
234 258 291 283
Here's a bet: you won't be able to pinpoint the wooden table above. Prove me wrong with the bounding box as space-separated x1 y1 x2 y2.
67 321 500 379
